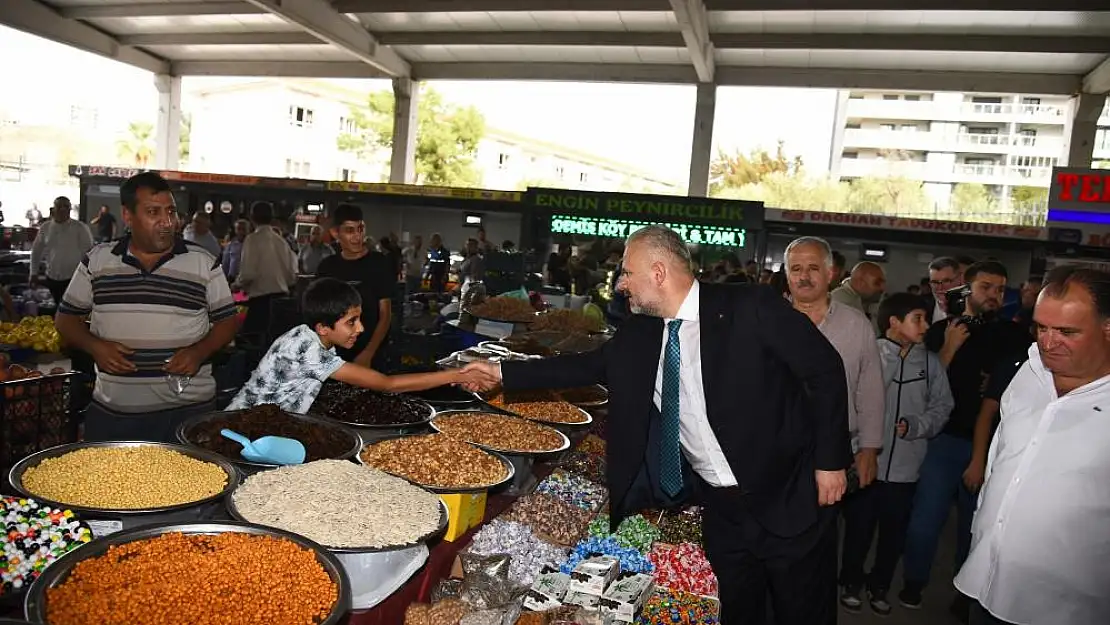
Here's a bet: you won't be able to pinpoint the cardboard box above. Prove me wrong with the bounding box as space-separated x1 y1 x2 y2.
563 590 601 610
440 492 488 542
522 569 571 612
598 572 654 623
567 555 620 597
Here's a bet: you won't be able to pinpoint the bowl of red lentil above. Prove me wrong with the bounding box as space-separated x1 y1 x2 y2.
23 521 352 625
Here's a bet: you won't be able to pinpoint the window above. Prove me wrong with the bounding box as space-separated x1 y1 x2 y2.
967 127 999 135
972 97 1003 104
904 95 921 102
1020 129 1037 137
846 122 862 129
285 159 311 177
883 95 900 101
289 106 314 128
498 153 510 169
1022 97 1041 106
900 125 918 132
337 168 357 181
579 172 589 183
879 124 896 131
555 166 565 179
843 152 859 159
338 116 356 135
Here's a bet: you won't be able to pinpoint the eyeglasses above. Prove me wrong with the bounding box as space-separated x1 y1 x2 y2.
929 278 956 288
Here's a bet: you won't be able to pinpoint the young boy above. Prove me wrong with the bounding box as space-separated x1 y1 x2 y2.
227 278 485 413
839 292 954 616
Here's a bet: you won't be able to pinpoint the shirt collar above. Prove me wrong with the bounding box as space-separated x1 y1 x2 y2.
112 235 189 272
670 280 699 323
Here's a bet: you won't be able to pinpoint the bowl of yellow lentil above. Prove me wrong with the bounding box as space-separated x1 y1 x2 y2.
8 441 239 515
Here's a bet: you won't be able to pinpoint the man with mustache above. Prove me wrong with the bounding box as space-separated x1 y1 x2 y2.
899 261 1032 620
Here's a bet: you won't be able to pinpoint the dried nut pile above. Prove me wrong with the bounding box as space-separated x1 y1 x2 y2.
466 297 538 323
532 308 603 334
576 434 606 456
404 598 471 625
21 446 228 510
44 532 338 625
186 404 355 463
484 394 587 424
501 494 592 547
359 435 508 489
433 412 564 453
232 460 444 549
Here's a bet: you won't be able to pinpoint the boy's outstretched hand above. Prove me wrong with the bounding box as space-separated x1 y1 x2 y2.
457 362 502 392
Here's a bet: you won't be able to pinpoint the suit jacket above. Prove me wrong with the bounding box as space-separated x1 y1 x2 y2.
502 282 851 538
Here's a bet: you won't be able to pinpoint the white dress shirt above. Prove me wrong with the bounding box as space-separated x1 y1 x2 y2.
933 299 947 324
237 226 297 298
652 280 738 487
955 343 1110 625
30 218 94 281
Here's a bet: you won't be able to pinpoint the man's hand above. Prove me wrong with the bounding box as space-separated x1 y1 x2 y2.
854 448 879 489
943 320 971 352
164 345 205 377
457 362 501 392
815 469 847 506
89 339 136 375
963 458 987 494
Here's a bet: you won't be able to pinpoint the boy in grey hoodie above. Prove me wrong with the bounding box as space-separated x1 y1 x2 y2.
840 293 954 616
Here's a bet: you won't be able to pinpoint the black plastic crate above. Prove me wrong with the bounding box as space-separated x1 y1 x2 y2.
0 372 80 476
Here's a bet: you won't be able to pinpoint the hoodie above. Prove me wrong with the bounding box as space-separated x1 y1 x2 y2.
877 338 955 483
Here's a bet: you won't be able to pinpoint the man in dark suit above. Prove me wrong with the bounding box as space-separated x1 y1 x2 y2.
467 225 852 625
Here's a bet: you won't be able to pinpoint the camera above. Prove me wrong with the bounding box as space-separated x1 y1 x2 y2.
945 284 970 318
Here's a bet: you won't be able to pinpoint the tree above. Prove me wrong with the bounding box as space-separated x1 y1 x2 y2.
339 87 486 187
179 113 192 165
950 183 998 220
718 171 850 212
1010 185 1049 226
117 121 154 167
709 141 803 195
843 176 932 215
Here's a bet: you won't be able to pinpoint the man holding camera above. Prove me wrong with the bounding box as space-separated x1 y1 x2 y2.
899 261 1032 619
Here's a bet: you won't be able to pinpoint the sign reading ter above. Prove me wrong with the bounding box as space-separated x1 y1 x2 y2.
550 215 746 247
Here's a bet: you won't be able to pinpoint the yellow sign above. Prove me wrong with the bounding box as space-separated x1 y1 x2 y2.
327 182 522 202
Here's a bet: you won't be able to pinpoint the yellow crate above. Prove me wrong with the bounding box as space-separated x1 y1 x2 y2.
440 492 488 542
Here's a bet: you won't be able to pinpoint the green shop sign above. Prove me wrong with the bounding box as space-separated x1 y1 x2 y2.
550 214 746 247
528 188 764 230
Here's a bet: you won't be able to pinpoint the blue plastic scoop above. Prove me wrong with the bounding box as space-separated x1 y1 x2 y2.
220 429 306 465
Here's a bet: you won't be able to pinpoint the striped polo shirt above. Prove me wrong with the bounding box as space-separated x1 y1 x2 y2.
59 236 238 413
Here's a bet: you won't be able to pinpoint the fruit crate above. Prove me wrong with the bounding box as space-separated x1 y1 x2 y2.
0 372 80 478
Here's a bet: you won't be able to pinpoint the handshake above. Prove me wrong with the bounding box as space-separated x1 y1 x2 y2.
455 362 503 393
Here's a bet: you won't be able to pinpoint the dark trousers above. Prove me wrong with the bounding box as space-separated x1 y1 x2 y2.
839 480 917 592
429 269 447 294
241 292 283 339
970 602 1015 625
701 485 839 625
903 433 976 589
44 278 70 306
83 399 216 444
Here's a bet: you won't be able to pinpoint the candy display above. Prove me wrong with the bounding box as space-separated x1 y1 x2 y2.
1 497 91 595
466 519 568 586
231 460 443 549
312 381 432 426
559 537 654 576
588 514 661 554
19 445 229 510
501 494 592 547
42 532 338 625
360 435 508 490
534 471 606 512
561 451 606 484
657 507 703 547
636 589 720 625
432 412 565 454
182 404 357 463
484 394 588 425
648 543 718 597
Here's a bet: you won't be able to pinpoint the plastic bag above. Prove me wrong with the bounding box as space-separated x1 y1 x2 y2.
459 553 525 611
432 578 464 602
337 544 429 610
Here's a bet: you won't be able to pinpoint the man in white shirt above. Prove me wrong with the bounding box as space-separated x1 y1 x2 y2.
402 234 425 294
955 265 1110 625
30 196 94 305
183 212 222 259
236 201 297 338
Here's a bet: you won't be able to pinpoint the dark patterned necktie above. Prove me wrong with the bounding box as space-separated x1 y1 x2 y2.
660 319 683 497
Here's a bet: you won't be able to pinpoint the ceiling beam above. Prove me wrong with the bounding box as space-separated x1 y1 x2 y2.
0 0 168 74
703 0 1099 9
59 3 264 19
715 66 1081 94
1084 55 1110 94
240 0 410 77
333 0 667 11
670 0 714 82
118 32 320 46
378 31 684 46
412 62 699 84
172 60 387 78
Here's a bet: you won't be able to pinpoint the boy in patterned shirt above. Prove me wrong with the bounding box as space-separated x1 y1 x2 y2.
228 278 485 413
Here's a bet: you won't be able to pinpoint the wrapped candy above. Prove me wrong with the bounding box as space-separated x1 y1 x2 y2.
658 507 703 546
648 543 718 597
560 451 606 485
587 514 660 554
636 589 720 625
2 497 92 596
559 536 654 576
534 471 606 513
466 519 568 586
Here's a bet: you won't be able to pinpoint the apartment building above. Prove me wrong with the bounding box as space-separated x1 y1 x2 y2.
829 91 1110 211
188 79 679 193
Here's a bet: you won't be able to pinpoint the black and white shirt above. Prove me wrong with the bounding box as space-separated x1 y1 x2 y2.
227 324 345 413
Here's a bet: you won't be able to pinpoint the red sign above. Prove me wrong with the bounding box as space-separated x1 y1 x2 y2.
1054 171 1110 203
766 209 1046 241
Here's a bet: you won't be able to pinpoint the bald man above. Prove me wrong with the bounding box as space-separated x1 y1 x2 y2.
832 261 886 320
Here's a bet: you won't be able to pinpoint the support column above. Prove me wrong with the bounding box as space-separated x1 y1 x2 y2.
1061 92 1108 168
389 78 420 185
687 82 716 197
153 74 182 170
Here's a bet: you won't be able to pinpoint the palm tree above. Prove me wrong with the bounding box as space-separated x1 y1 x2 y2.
179 113 191 165
117 121 154 166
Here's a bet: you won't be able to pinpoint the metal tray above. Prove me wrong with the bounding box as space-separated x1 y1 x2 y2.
405 384 480 407
9 441 239 516
22 521 352 624
316 392 438 430
356 433 516 494
429 410 571 457
226 488 449 554
175 408 363 471
473 393 595 427
557 384 610 409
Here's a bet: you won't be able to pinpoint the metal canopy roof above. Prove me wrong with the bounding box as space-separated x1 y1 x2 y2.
3 1 1109 94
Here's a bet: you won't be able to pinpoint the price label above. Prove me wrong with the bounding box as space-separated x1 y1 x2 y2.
87 519 124 538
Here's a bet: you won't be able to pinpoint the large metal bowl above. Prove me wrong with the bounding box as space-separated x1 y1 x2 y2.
314 390 437 430
356 433 516 494
429 410 571 457
23 521 352 624
9 441 239 516
226 488 449 554
473 392 595 428
557 384 610 409
176 409 363 472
